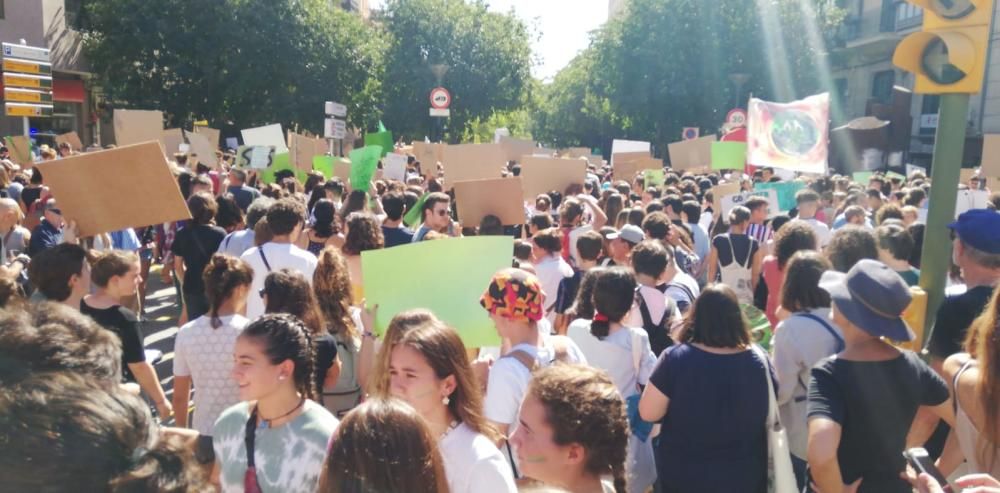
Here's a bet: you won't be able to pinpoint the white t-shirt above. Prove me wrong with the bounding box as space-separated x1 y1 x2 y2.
440 423 517 493
566 321 656 397
241 242 318 320
797 218 831 247
173 314 250 434
534 255 574 319
567 224 593 266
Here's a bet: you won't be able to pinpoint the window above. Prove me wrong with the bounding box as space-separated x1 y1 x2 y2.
65 0 87 30
872 71 895 105
0 0 5 20
880 0 896 32
920 95 940 135
895 1 922 30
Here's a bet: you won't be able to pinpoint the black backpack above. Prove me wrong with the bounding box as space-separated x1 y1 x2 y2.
635 288 677 357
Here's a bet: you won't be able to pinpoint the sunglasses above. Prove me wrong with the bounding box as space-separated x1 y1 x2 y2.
435 209 451 217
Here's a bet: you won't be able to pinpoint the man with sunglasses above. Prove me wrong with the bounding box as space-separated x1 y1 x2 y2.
411 191 457 242
27 199 77 257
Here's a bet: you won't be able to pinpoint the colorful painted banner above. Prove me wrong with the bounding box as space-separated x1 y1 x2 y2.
361 236 514 348
747 93 830 174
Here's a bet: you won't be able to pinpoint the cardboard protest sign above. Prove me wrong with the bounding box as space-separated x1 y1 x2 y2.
185 131 217 168
667 134 716 171
562 147 591 159
747 93 830 174
956 189 990 217
721 189 779 218
614 156 662 181
982 135 1000 177
260 153 306 184
289 132 328 172
4 136 32 166
453 177 526 227
364 122 393 157
499 136 537 162
960 168 977 185
194 126 221 151
711 141 747 170
610 139 651 167
313 156 350 181
644 168 666 187
441 143 507 185
361 236 513 348
55 131 83 151
383 153 408 182
852 171 874 186
754 181 805 212
711 182 742 211
886 171 906 182
241 124 288 154
349 145 382 190
159 128 185 156
412 141 444 167
235 146 274 169
519 156 587 200
33 142 190 236
113 109 164 146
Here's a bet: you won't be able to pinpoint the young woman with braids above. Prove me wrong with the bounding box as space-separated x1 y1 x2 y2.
172 253 253 435
213 314 339 493
566 267 657 493
510 364 630 493
373 317 517 493
261 269 340 397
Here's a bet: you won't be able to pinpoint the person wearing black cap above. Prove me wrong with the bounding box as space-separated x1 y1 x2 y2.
806 259 952 493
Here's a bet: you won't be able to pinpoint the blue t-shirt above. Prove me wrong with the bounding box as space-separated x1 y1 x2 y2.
648 343 773 493
382 224 415 248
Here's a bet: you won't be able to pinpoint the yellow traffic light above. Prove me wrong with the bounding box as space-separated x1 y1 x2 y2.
892 0 996 94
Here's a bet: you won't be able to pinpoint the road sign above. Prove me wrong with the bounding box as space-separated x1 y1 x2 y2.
430 108 450 117
1 43 50 63
430 87 451 109
2 58 51 76
4 87 52 104
2 72 52 89
726 108 748 128
324 101 347 117
5 102 53 117
682 127 700 140
325 118 347 139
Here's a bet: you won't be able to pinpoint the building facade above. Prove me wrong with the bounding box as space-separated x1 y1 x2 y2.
0 0 96 147
831 0 1000 167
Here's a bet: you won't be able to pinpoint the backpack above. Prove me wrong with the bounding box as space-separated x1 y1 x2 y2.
636 287 677 356
321 332 362 418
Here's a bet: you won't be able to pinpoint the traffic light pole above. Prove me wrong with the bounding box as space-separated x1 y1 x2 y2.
918 93 969 346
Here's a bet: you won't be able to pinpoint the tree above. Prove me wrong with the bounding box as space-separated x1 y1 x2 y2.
533 0 846 157
82 0 385 134
376 0 534 143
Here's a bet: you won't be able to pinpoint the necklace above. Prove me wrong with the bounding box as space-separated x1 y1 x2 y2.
440 420 459 440
257 397 305 430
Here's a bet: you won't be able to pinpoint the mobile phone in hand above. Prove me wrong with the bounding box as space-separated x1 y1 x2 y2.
903 447 952 493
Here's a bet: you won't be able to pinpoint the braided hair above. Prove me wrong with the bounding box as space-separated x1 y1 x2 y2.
241 314 317 400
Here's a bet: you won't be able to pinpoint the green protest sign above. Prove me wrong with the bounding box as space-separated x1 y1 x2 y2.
754 181 805 212
259 152 306 184
363 121 393 157
711 142 747 170
644 168 665 187
853 171 874 186
403 193 429 228
361 236 514 348
349 145 382 190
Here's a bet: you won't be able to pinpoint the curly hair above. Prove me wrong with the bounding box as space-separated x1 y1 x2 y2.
262 269 326 338
528 364 629 493
826 226 878 273
313 247 358 340
240 313 317 401
342 212 384 256
774 221 817 269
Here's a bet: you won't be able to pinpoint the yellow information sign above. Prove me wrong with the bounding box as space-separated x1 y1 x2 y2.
4 88 52 104
5 103 54 117
2 73 52 89
2 58 52 75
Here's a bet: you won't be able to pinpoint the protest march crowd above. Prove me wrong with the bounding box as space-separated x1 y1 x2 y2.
4 129 1000 493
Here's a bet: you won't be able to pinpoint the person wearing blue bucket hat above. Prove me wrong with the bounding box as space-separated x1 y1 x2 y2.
806 259 952 493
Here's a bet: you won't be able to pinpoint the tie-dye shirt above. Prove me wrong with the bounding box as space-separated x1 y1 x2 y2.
213 400 339 493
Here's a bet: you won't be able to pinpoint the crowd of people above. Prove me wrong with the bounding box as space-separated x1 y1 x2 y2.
1 137 1000 493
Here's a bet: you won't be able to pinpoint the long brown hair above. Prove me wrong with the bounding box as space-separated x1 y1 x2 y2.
377 318 502 443
528 364 629 493
313 247 357 339
262 269 325 337
678 284 750 348
964 284 1000 469
369 310 438 396
318 398 448 493
202 254 253 328
342 212 384 256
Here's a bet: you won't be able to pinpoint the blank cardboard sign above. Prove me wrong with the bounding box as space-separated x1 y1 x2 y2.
453 177 526 226
55 131 84 151
981 135 1000 178
499 136 537 162
34 142 191 237
289 132 328 172
194 126 221 151
668 134 717 171
185 131 218 168
613 156 662 181
113 109 164 147
519 156 588 199
159 128 185 156
442 143 507 186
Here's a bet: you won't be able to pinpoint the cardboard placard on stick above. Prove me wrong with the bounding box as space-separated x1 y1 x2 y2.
519 156 588 199
241 123 288 154
710 182 741 212
113 109 164 147
441 143 507 186
55 131 83 151
668 134 717 171
613 156 662 181
159 128 185 157
412 141 445 177
610 139 651 167
499 136 537 162
185 131 217 168
289 132 328 172
4 136 32 166
194 126 221 151
33 142 191 237
982 135 1000 178
453 177 526 227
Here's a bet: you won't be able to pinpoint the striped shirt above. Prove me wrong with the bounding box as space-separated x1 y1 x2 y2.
746 223 773 245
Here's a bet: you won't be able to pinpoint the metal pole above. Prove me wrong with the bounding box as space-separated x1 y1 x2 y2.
22 116 29 136
918 93 970 346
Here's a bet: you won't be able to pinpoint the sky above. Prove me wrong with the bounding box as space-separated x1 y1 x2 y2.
368 0 609 80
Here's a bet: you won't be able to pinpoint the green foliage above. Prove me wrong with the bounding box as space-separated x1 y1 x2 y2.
82 0 385 133
533 0 846 157
376 0 533 143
